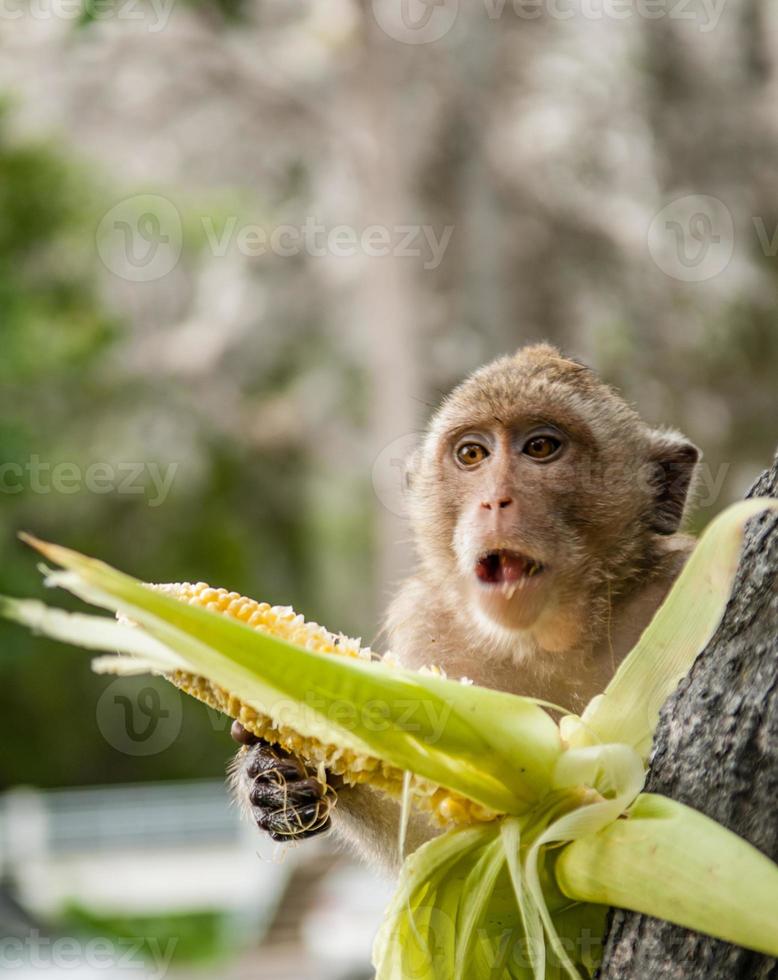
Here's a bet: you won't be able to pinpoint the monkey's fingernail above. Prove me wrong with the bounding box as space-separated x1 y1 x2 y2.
231 720 261 745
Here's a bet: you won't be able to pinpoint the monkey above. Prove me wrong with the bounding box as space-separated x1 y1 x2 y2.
231 343 700 873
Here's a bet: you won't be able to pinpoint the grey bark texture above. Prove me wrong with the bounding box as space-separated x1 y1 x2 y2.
597 452 778 979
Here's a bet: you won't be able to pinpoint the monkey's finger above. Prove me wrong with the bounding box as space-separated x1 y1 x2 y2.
244 744 304 780
250 776 324 810
261 800 331 840
231 720 262 745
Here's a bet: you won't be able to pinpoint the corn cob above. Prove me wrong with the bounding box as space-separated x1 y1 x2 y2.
153 581 497 828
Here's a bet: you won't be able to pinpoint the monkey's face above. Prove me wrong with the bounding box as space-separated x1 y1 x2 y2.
409 348 699 649
445 419 588 636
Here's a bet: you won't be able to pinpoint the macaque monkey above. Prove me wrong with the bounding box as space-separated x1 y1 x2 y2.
231 344 700 872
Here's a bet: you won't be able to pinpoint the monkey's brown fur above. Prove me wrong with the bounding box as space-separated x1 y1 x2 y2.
389 342 698 707
239 344 700 872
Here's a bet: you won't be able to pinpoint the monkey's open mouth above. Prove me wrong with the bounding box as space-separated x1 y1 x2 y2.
474 550 543 587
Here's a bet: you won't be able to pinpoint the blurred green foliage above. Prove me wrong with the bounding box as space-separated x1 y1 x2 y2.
0 106 373 791
60 902 233 963
77 0 247 28
0 114 116 382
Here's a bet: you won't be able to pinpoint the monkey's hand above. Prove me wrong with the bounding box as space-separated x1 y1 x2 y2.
230 721 335 842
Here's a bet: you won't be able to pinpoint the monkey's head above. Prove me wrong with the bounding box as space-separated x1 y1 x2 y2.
408 344 700 652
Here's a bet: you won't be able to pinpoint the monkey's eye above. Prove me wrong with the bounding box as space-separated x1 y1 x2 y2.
455 442 489 467
522 435 562 460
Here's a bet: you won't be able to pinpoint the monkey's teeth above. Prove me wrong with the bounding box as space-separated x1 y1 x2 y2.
475 551 543 587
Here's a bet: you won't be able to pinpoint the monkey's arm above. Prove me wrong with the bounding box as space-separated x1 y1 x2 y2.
331 782 440 875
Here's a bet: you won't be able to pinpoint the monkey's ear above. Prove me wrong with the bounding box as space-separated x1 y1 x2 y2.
647 431 701 534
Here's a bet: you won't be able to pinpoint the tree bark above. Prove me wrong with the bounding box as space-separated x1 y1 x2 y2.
598 452 778 979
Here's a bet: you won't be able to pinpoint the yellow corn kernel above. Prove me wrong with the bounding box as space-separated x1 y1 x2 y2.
153 582 496 828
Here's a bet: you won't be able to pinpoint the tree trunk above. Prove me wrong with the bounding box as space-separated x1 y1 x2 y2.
598 453 778 979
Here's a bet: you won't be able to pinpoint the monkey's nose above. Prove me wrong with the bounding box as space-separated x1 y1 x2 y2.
480 496 513 511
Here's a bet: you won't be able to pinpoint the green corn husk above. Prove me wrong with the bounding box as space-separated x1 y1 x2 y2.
1 498 777 979
556 793 778 958
2 536 562 823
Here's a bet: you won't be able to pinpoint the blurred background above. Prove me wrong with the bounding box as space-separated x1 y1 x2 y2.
0 1 777 976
